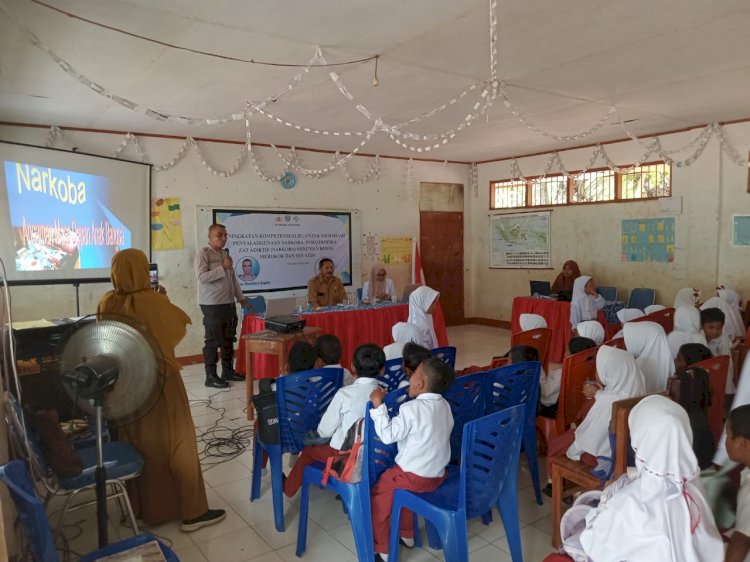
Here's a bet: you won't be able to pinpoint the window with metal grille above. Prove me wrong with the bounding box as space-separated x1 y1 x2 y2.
491 179 526 209
572 169 615 203
531 175 567 206
621 162 671 200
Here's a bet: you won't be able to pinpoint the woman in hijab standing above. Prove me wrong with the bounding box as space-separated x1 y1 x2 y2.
551 260 581 295
98 249 225 531
407 285 440 349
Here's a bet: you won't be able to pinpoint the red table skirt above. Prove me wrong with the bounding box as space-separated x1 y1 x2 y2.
235 303 449 379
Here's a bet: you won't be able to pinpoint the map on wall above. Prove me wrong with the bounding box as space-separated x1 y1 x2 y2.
490 212 550 268
621 218 675 263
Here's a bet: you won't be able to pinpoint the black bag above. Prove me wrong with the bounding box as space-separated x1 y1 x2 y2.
254 379 280 444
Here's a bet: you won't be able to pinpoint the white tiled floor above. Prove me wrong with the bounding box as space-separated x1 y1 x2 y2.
62 325 559 561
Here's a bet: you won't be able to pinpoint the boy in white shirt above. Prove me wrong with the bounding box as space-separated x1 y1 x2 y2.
313 334 354 385
283 343 385 497
701 307 737 394
724 404 750 562
369 357 455 561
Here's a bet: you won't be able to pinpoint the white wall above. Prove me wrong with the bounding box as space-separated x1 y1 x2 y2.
0 125 470 356
468 122 750 322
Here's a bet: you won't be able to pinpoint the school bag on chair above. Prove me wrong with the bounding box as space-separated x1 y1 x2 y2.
321 418 365 485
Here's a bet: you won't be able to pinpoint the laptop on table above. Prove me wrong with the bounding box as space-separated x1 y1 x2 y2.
529 280 552 297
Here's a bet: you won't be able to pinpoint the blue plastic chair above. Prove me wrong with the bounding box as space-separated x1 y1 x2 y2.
628 288 655 311
444 374 486 462
388 405 526 562
484 361 543 505
0 460 177 562
378 357 407 392
246 295 266 315
250 367 343 532
596 286 618 301
431 346 457 369
296 402 400 560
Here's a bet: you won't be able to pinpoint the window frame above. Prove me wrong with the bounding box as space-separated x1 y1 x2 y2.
489 160 672 210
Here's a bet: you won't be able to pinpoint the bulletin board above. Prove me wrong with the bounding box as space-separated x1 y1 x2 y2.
361 234 414 297
621 218 675 262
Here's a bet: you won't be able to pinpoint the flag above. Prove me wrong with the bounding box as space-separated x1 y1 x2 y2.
412 239 425 284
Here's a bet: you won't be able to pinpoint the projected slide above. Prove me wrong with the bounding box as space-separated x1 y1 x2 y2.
0 141 151 285
215 210 352 293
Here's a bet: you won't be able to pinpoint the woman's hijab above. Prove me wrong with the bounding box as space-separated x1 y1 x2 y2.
674 287 701 309
407 285 440 349
391 322 421 344
369 263 388 299
616 308 645 324
519 313 547 331
579 395 723 562
667 306 707 359
623 321 674 392
551 260 581 294
98 249 191 370
571 346 645 459
576 321 605 345
644 304 666 315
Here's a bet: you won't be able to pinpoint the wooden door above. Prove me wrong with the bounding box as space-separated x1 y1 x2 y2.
420 211 464 326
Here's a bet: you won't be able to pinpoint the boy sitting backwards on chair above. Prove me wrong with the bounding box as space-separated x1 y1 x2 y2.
283 343 385 497
369 357 455 561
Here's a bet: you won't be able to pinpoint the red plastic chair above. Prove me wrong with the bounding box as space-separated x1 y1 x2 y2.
691 355 729 443
511 327 552 373
630 307 675 334
603 337 627 350
536 346 598 450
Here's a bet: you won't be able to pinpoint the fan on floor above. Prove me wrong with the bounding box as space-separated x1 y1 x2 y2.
59 314 165 548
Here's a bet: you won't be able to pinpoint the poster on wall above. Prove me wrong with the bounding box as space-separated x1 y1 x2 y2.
732 215 750 246
151 197 183 251
621 218 675 262
215 209 352 293
490 211 550 269
380 237 413 265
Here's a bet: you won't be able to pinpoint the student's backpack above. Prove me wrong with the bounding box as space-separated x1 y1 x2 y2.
254 379 280 444
321 418 365 485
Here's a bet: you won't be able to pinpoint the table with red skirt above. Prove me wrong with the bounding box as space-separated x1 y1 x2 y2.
235 302 449 379
511 297 623 363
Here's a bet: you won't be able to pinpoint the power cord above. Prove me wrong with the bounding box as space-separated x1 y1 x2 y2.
190 390 254 470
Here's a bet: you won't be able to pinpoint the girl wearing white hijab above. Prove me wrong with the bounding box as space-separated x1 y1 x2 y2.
407 285 440 349
519 313 548 331
566 346 646 463
717 285 745 341
574 395 723 562
674 287 701 309
644 304 666 315
576 321 605 345
570 276 605 329
383 322 421 361
623 321 674 393
667 306 707 359
612 308 645 339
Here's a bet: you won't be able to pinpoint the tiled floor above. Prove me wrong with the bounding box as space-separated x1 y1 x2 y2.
60 325 559 561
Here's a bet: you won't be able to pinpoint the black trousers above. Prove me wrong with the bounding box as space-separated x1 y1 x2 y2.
200 303 238 373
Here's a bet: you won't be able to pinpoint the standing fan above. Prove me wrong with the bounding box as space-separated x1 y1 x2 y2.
59 315 165 548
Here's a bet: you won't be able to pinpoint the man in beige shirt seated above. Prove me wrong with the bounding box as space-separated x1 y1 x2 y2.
307 258 346 309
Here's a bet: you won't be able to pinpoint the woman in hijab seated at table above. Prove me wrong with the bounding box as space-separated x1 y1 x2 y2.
408 285 440 350
557 395 723 562
551 260 581 298
98 249 225 531
361 263 395 303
